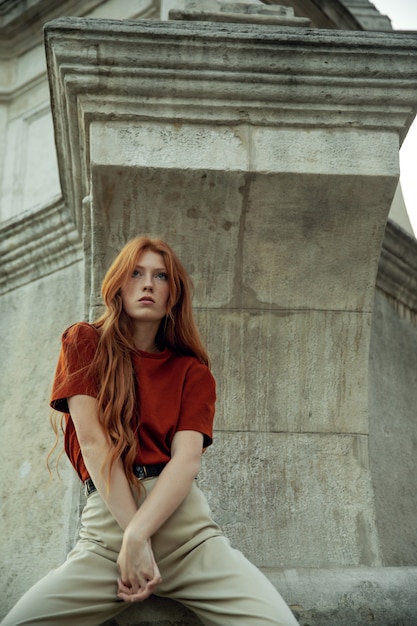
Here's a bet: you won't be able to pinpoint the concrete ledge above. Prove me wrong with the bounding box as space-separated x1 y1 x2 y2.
273 566 417 624
105 567 417 625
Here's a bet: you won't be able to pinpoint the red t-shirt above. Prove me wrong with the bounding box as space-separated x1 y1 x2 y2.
50 322 215 481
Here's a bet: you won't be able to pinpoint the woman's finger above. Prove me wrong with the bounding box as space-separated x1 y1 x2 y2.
117 582 153 603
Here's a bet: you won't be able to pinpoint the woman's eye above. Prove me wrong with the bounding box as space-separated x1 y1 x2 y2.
131 269 167 279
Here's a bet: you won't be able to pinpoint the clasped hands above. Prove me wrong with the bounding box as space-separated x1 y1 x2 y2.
117 531 162 603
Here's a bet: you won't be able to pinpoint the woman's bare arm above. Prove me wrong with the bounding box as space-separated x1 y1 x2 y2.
68 395 204 603
117 429 204 602
67 394 138 530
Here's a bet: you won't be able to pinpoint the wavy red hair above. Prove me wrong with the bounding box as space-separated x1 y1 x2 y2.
90 236 209 488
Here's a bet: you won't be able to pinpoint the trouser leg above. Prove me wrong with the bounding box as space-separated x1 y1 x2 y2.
163 535 298 626
0 547 126 626
0 492 128 626
152 482 298 626
2 479 298 626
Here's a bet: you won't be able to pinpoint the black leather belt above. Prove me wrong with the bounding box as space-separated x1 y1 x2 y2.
85 463 166 496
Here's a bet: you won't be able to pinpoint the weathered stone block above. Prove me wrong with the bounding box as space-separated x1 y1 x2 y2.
88 163 245 311
197 308 370 434
369 289 417 566
199 431 380 568
0 262 85 617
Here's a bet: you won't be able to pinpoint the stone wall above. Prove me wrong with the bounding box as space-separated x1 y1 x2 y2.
0 261 84 606
1 2 417 625
369 290 417 565
370 221 417 567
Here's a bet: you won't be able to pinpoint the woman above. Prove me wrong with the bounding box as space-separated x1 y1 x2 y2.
1 236 298 626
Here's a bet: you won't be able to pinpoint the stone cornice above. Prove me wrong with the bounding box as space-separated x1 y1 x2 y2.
0 196 82 295
0 0 158 57
0 0 101 57
262 0 363 30
169 3 311 27
377 219 417 315
44 18 417 231
339 0 393 31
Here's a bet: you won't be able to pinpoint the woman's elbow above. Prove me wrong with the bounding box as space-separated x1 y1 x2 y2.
78 431 110 457
171 451 201 480
190 455 202 478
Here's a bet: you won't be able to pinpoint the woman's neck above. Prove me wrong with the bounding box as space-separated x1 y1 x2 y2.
132 322 160 353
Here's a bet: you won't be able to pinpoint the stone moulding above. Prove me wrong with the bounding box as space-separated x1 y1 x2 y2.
0 0 159 56
44 17 417 232
339 0 393 31
377 218 417 317
168 7 311 27
0 195 82 295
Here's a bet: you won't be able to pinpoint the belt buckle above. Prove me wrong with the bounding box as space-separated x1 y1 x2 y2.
134 465 147 480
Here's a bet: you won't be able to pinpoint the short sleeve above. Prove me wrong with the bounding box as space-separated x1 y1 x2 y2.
177 362 216 447
50 322 99 414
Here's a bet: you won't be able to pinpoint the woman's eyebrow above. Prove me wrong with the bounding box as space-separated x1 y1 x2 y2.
134 264 167 271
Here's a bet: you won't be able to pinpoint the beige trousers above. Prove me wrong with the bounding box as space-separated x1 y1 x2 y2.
1 478 298 626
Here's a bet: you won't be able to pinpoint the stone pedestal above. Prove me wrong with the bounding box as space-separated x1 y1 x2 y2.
44 16 417 623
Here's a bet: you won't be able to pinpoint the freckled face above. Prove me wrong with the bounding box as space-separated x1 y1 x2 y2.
120 250 170 326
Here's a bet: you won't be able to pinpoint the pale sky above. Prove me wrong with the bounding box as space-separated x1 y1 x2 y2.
371 0 417 236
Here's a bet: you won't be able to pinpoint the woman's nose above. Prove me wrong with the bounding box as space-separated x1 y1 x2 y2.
143 275 153 290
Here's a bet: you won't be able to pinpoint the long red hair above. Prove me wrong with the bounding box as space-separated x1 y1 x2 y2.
89 236 209 487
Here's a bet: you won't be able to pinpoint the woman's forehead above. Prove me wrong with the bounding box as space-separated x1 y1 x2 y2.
135 249 166 267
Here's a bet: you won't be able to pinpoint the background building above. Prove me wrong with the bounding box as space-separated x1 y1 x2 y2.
1 1 416 624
